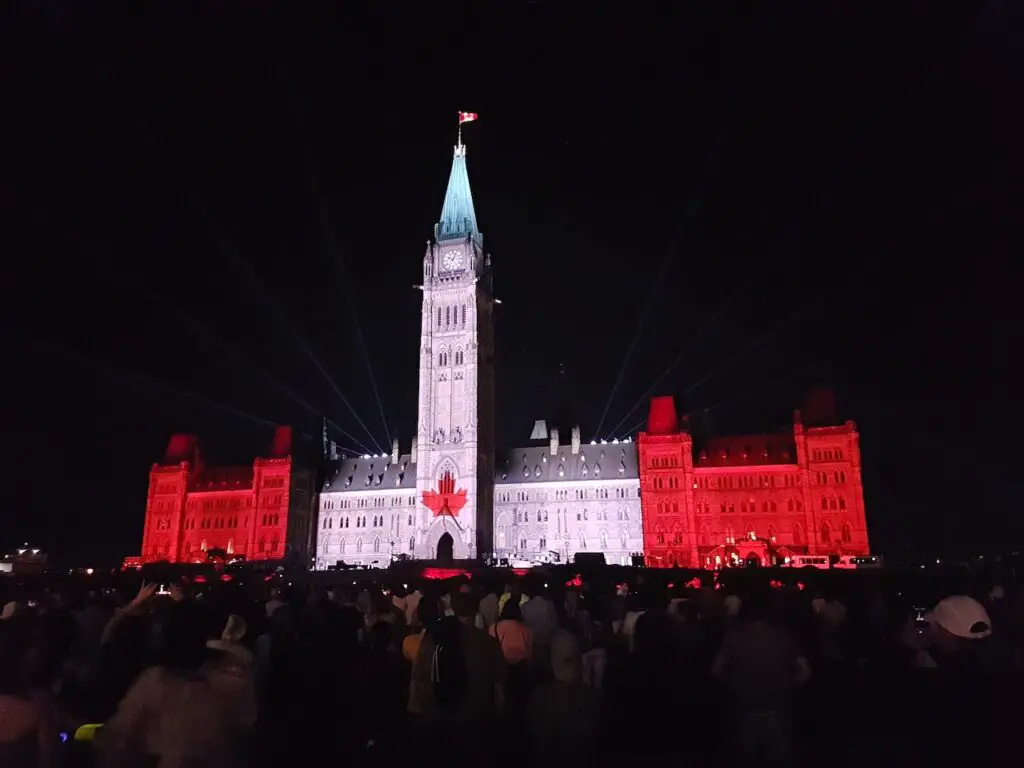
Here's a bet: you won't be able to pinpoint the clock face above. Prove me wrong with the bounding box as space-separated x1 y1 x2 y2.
442 249 463 271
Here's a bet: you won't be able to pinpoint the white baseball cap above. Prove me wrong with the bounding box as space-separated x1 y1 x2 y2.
926 595 992 639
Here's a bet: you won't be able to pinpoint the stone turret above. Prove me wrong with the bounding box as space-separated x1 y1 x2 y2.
571 426 581 455
391 438 399 464
550 429 559 455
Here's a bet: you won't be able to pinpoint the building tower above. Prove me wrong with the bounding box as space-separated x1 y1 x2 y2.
414 141 496 560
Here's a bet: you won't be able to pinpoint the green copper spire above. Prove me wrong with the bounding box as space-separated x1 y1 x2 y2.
436 144 480 244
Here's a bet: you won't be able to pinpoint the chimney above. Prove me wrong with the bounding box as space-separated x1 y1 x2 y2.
550 428 559 455
571 426 581 455
411 437 418 461
530 420 549 441
647 396 680 435
391 438 399 463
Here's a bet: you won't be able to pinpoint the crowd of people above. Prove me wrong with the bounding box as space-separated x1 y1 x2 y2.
0 566 1021 767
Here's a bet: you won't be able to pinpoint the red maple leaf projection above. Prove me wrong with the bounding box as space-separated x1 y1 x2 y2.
422 471 467 518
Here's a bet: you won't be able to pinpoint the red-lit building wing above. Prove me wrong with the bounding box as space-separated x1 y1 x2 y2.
137 426 316 564
638 396 869 568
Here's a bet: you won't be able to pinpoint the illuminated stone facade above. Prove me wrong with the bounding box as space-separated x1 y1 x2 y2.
638 396 870 568
315 142 496 568
138 427 316 564
491 425 643 566
312 142 869 569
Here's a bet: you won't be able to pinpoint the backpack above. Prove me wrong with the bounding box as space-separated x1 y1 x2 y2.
428 616 467 709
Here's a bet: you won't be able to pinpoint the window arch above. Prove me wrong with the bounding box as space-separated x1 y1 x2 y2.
744 523 756 541
792 524 805 547
841 522 853 544
409 536 415 552
600 530 608 549
338 538 345 553
445 306 451 326
821 495 828 510
838 497 847 510
820 522 831 545
356 538 363 553
767 524 778 543
724 525 735 545
373 538 380 553
699 524 712 547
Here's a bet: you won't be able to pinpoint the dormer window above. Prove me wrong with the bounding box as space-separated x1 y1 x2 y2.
522 465 529 478
594 464 601 476
558 463 565 478
581 463 588 477
344 475 353 488
534 464 542 477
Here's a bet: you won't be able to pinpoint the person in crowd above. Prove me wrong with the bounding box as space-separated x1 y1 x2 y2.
409 592 504 767
712 591 810 768
489 598 533 665
207 614 253 665
100 599 256 768
528 630 600 768
403 595 439 663
0 623 58 768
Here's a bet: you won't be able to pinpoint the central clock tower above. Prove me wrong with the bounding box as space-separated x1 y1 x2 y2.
414 143 495 560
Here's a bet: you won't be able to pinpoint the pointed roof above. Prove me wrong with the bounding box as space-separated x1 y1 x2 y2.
436 144 480 244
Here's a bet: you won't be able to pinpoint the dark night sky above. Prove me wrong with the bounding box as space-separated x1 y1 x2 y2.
2 2 1018 565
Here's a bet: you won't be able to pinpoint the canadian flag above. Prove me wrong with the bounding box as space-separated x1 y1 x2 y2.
458 111 479 124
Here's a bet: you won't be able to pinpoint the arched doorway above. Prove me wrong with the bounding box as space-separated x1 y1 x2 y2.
436 532 454 563
745 552 762 567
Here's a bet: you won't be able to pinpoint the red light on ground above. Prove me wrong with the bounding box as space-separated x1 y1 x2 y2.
667 582 675 589
511 568 530 577
685 577 701 589
796 582 806 591
193 575 207 584
219 574 233 582
565 574 583 588
422 567 471 580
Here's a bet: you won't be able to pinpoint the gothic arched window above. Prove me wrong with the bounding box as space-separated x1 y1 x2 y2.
792 524 805 547
820 523 831 544
841 522 852 543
